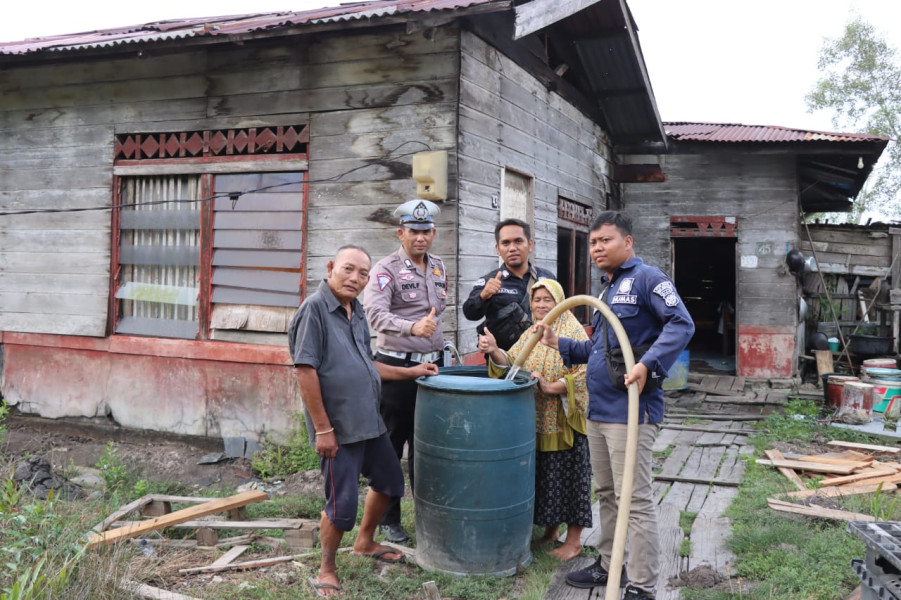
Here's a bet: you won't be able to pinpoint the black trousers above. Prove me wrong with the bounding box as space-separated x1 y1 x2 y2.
374 352 444 526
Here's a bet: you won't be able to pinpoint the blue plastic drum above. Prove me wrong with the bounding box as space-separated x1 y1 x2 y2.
414 366 536 576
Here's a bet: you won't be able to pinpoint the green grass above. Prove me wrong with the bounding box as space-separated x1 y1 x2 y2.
681 397 886 600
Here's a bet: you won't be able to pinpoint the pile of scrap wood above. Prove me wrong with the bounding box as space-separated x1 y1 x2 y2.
758 441 901 522
85 490 323 600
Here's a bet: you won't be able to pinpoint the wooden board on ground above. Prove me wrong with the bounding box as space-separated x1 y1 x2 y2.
756 458 857 475
211 545 250 567
763 449 806 490
819 467 898 487
120 581 203 600
779 482 897 500
690 516 734 575
828 440 901 454
87 491 269 549
111 518 313 530
766 498 874 522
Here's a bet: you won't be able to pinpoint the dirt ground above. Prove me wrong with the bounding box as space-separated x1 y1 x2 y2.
2 412 323 496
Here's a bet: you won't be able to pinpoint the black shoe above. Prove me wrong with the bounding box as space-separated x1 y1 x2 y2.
622 584 655 599
379 523 410 543
565 557 628 589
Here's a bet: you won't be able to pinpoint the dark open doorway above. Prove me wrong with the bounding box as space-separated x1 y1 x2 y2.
672 237 737 361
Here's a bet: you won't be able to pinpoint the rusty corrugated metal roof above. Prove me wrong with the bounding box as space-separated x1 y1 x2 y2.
0 0 499 55
664 122 888 144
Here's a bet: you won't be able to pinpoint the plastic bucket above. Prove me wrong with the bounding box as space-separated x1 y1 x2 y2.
840 381 874 415
862 358 898 377
870 378 901 413
822 374 859 409
662 350 690 391
414 366 536 576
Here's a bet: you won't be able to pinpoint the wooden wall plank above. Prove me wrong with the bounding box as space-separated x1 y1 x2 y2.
0 273 109 295
0 313 106 336
0 292 107 316
0 252 111 274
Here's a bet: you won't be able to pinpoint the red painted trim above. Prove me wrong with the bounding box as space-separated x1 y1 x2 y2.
0 332 291 365
109 176 123 336
198 174 214 340
114 154 309 167
300 171 309 304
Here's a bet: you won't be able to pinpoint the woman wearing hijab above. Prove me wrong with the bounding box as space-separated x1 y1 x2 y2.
478 278 592 561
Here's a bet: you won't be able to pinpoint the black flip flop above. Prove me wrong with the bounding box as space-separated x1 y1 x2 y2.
307 577 343 597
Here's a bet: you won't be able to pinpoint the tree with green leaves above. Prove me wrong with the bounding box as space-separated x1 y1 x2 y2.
807 17 900 221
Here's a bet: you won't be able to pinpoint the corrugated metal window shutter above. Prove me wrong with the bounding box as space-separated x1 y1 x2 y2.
211 172 304 308
115 175 201 338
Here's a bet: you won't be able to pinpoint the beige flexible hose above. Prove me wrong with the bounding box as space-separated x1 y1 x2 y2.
511 294 638 598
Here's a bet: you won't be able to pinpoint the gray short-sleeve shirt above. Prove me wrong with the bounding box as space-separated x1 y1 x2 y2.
288 279 385 446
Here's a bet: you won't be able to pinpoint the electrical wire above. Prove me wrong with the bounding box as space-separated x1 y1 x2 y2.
0 140 433 217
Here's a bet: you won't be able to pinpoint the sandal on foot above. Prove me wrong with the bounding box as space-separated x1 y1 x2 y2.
353 547 405 564
307 577 343 597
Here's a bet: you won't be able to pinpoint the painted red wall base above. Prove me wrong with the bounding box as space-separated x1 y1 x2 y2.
1 332 299 442
737 325 795 378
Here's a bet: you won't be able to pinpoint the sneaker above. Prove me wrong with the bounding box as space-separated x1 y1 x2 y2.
623 584 655 599
565 556 628 589
379 523 410 543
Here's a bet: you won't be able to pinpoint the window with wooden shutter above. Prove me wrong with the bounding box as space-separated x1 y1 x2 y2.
112 125 308 342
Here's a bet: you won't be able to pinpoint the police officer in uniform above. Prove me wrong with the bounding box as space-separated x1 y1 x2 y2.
363 198 447 543
463 218 555 351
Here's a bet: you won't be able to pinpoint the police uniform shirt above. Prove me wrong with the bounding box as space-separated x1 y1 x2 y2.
363 246 447 353
288 280 385 446
462 263 556 328
558 257 695 425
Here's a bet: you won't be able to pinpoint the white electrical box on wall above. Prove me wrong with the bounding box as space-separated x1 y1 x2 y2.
412 150 448 200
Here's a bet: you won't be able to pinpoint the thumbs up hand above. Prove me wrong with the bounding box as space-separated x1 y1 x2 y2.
478 327 507 365
478 327 498 354
412 307 439 338
480 271 504 301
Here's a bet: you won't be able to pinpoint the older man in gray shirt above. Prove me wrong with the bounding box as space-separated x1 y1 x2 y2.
288 245 438 598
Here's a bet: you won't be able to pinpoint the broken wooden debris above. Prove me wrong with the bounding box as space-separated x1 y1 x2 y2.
766 498 875 522
423 581 442 600
778 482 897 500
120 580 203 600
139 534 257 549
755 459 858 475
759 445 901 521
827 440 900 454
210 545 250 567
111 518 315 531
763 449 810 490
179 554 302 575
651 474 741 487
86 491 269 549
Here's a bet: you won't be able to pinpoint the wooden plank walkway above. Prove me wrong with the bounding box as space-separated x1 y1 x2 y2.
544 374 784 599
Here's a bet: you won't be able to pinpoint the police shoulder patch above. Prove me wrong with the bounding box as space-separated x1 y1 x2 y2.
377 273 393 291
653 281 680 307
474 278 486 287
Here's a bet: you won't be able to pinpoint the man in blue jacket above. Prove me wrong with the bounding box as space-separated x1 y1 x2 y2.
538 211 694 600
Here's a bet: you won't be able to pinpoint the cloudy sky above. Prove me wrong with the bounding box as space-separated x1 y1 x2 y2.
3 0 899 133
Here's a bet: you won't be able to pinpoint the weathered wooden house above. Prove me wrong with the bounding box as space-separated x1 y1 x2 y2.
0 0 667 441
622 122 890 379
